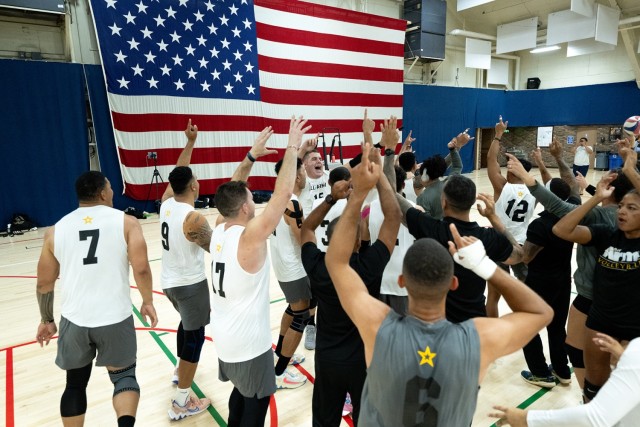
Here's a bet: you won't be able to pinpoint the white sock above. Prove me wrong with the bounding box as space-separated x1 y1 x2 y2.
174 388 190 406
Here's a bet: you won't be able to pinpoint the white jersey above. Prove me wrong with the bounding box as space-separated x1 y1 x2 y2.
311 196 347 252
495 183 536 245
368 199 413 296
299 173 329 216
270 194 306 282
574 146 590 166
210 224 272 362
159 198 206 289
54 205 131 327
404 178 418 203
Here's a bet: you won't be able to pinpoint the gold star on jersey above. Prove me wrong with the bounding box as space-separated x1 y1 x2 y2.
417 345 437 367
83 216 93 224
216 244 222 253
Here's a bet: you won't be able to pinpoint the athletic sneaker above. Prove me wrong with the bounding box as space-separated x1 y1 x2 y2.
304 325 316 350
171 368 179 385
274 352 305 365
521 370 556 388
550 364 572 385
276 368 307 389
168 395 211 420
341 393 353 416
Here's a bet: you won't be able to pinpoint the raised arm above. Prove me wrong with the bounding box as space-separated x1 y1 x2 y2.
300 181 351 245
549 137 580 197
362 108 375 147
231 126 277 182
447 224 552 383
161 119 198 202
530 148 552 185
476 192 523 264
552 173 617 244
622 148 640 192
35 227 59 346
488 117 509 199
326 143 391 366
243 117 310 242
370 144 401 253
125 215 157 327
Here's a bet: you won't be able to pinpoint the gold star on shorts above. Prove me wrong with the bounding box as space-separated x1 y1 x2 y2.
417 345 437 367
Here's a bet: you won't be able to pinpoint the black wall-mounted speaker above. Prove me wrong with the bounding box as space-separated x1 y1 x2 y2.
527 77 541 89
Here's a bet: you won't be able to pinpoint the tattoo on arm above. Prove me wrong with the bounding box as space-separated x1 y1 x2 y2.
37 291 54 322
186 213 213 252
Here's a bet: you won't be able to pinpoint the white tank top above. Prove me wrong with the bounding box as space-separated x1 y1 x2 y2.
311 197 347 252
159 198 206 289
368 199 413 296
269 194 307 282
574 146 590 166
495 183 536 245
299 173 329 215
404 178 418 203
54 206 131 327
210 224 272 362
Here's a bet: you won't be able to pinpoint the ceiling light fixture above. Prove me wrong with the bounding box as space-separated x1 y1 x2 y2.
530 45 561 53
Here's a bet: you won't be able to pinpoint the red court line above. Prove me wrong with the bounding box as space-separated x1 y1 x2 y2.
129 285 166 296
269 396 278 427
6 348 14 427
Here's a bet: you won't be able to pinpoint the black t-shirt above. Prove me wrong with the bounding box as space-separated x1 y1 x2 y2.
301 240 390 364
525 211 574 285
587 225 640 336
406 208 513 323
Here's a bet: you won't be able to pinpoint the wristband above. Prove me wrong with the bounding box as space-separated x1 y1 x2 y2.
246 151 256 162
41 319 54 324
384 148 395 156
472 256 498 281
493 136 501 142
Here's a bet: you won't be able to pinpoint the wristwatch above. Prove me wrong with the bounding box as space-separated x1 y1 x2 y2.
384 148 394 156
325 194 337 206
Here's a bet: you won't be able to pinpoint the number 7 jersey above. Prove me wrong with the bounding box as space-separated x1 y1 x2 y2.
495 183 536 245
54 205 131 327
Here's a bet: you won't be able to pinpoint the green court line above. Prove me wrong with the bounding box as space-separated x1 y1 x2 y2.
149 258 161 262
131 306 227 426
270 297 285 304
488 388 550 427
156 332 169 337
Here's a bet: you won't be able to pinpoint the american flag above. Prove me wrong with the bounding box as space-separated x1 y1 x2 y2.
88 0 405 199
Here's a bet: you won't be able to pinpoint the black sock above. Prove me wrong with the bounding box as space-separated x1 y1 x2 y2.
275 335 285 357
275 356 291 376
118 415 135 427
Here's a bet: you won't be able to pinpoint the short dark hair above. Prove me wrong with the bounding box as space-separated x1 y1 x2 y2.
402 238 453 298
329 166 350 185
302 149 320 163
168 166 194 195
442 175 476 213
75 171 107 202
580 137 588 142
274 157 303 175
548 178 571 201
420 155 447 181
517 158 532 172
326 216 340 243
395 165 407 193
398 152 417 173
611 169 634 203
215 181 249 218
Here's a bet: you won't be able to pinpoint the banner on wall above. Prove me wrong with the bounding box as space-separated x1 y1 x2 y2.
88 0 405 199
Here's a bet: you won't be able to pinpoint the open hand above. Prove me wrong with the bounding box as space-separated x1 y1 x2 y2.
351 143 380 194
288 116 312 149
379 116 399 149
249 126 278 159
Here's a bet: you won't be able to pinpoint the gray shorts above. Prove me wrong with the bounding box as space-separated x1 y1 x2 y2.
56 316 136 370
164 279 210 330
218 349 276 399
380 294 408 316
279 276 311 304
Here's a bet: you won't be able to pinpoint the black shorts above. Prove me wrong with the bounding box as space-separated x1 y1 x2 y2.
586 313 640 341
572 294 592 315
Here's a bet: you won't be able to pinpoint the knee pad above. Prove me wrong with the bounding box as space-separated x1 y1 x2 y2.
109 363 140 397
565 343 585 369
583 378 602 401
290 308 311 333
181 327 205 363
60 363 92 417
285 305 294 317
